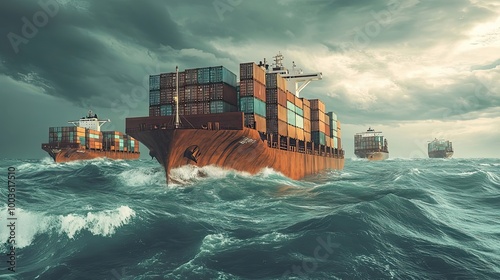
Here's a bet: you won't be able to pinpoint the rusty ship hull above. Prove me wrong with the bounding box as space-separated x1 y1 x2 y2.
355 150 389 161
126 112 344 181
42 143 140 163
428 150 453 159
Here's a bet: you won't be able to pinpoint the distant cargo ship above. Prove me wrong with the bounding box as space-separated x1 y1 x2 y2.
42 111 140 162
354 128 389 160
126 53 344 183
428 138 453 158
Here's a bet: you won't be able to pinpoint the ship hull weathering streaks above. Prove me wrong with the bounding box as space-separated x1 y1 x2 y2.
126 54 345 183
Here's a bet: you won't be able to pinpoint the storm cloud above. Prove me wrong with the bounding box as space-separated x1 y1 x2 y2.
1 0 499 158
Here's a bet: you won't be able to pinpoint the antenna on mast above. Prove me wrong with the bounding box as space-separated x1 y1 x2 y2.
174 66 180 129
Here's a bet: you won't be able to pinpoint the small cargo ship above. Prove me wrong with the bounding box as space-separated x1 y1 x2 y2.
42 111 140 162
428 138 453 158
354 128 389 160
126 53 344 183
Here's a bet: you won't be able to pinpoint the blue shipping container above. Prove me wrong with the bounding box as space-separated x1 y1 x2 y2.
296 107 304 117
296 115 304 129
287 101 295 112
209 66 237 87
149 75 160 90
149 90 160 106
210 100 235 113
287 110 296 126
312 131 326 145
327 111 337 121
197 67 211 84
160 105 173 116
240 97 266 117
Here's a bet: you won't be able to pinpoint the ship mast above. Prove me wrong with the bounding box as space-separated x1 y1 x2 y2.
174 66 180 128
266 52 322 97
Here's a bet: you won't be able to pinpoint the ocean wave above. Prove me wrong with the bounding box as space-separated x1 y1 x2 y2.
118 167 166 187
0 206 136 249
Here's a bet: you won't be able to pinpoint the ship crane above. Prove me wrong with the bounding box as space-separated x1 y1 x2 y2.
263 52 322 97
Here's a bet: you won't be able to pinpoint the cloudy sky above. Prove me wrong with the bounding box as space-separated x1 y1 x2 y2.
1 0 499 159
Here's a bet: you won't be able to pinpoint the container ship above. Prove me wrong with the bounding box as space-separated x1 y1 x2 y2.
354 128 389 160
126 53 344 183
428 138 453 158
42 111 140 162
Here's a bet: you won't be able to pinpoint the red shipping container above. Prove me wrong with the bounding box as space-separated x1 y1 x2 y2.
210 83 237 105
309 99 326 112
240 79 266 102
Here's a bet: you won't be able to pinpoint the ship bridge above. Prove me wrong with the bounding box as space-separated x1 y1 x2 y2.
68 110 110 131
260 52 322 97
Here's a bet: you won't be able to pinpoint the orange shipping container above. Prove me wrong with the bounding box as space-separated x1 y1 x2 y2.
301 98 310 109
303 118 311 132
286 91 295 103
295 97 303 109
296 129 304 141
240 79 266 101
266 119 287 136
310 110 326 122
244 114 266 133
266 73 287 91
311 121 326 133
303 105 311 120
240 62 266 84
304 131 311 142
287 124 296 139
309 99 326 112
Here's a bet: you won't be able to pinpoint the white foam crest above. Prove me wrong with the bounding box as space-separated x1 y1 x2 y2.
410 168 421 174
458 171 478 176
59 205 136 238
118 167 165 187
17 158 59 172
0 207 54 249
0 206 136 250
484 171 500 185
169 165 249 185
255 167 285 178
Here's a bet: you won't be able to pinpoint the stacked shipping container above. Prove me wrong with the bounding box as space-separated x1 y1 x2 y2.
327 112 340 149
265 73 288 137
49 126 86 147
150 66 238 117
102 131 139 152
48 127 139 152
150 63 343 152
85 129 103 150
310 99 328 146
239 63 267 133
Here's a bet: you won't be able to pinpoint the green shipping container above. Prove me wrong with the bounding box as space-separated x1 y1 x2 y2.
240 97 266 117
287 110 296 126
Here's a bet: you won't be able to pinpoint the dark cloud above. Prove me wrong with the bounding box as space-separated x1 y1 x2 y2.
1 0 499 158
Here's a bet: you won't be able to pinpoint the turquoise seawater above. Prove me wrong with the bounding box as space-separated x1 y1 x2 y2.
0 157 499 279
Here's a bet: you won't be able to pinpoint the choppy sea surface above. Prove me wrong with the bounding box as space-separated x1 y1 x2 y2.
0 157 499 279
